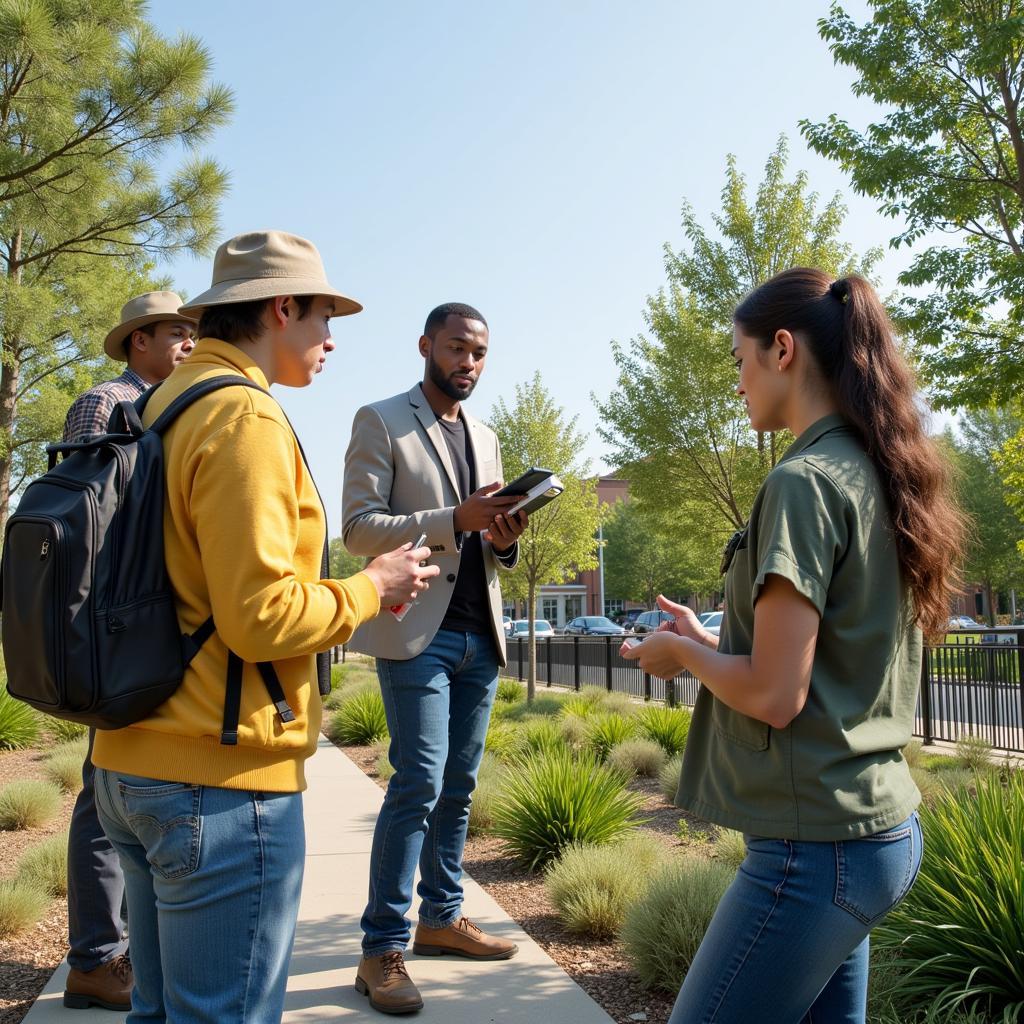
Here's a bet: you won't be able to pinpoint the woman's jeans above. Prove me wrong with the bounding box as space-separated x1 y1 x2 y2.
94 768 304 1024
361 629 499 955
668 812 923 1024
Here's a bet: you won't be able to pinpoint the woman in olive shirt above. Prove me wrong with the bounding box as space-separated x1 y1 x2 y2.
623 268 963 1024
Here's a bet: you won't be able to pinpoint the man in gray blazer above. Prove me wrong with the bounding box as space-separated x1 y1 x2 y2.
342 302 526 1015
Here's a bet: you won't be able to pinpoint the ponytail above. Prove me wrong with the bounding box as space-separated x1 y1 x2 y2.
734 268 964 638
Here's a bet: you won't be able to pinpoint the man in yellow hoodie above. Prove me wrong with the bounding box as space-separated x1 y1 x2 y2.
91 231 438 1024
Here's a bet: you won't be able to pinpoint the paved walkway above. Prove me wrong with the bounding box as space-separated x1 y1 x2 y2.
24 736 613 1023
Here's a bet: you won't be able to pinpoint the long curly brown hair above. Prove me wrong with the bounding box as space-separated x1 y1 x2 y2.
734 267 964 638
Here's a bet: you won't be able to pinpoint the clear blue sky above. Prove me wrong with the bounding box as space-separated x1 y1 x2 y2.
148 0 923 531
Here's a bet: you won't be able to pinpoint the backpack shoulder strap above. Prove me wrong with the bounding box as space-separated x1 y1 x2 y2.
147 376 270 436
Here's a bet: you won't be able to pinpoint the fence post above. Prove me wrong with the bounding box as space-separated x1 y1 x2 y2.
666 676 676 708
573 636 581 691
546 637 552 688
644 671 652 702
518 637 523 680
1017 630 1024 753
606 638 613 692
919 646 933 746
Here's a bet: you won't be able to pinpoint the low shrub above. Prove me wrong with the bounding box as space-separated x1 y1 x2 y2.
675 818 709 847
711 829 746 869
921 753 963 773
495 678 524 703
558 713 590 749
468 753 504 836
954 734 994 772
491 747 645 868
659 754 683 802
636 705 692 755
326 687 388 745
560 694 601 720
501 694 565 720
519 717 567 756
902 739 924 769
0 878 48 938
874 770 1024 1021
43 746 86 794
599 690 639 718
910 766 945 808
484 721 521 762
17 832 69 896
45 718 88 743
0 689 41 751
620 856 735 992
0 780 62 830
330 663 350 690
371 740 395 782
543 833 664 937
586 713 638 762
607 738 667 778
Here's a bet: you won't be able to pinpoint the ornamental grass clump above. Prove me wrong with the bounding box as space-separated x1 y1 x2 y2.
636 705 692 755
45 718 88 743
954 734 994 772
873 770 1024 1021
620 857 735 992
495 678 524 703
712 829 747 869
607 738 667 778
659 754 683 802
484 720 521 762
0 688 41 751
501 694 565 720
586 713 638 762
518 717 567 756
0 878 48 938
491 747 645 869
326 687 388 745
371 740 395 782
543 833 663 937
0 780 62 830
17 832 69 896
43 744 87 794
468 753 504 836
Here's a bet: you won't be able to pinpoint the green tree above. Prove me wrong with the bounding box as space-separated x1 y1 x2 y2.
0 0 233 527
602 497 717 608
947 408 1024 622
329 537 366 580
489 374 602 700
595 139 877 555
801 0 1024 408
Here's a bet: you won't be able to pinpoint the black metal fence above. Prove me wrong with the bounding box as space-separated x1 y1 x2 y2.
500 629 1024 753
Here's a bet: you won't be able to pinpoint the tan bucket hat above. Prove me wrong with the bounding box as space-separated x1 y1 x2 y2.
177 230 363 319
103 291 197 361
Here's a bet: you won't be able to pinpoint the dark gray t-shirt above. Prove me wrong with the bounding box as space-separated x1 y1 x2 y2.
435 413 490 635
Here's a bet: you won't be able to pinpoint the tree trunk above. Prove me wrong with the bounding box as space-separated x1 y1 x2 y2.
527 579 536 702
1 229 23 533
985 581 996 626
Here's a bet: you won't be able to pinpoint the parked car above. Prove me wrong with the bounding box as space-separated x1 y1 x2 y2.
632 609 675 634
699 610 724 636
948 615 983 629
502 615 512 636
563 616 625 636
612 608 645 629
508 619 555 638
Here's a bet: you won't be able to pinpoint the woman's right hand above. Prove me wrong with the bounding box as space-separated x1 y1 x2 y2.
361 543 440 608
655 594 715 647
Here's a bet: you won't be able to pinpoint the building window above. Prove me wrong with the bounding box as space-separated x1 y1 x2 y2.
605 599 623 616
565 596 583 620
541 597 559 622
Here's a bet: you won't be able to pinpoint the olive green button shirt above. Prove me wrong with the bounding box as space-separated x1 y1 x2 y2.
676 414 922 840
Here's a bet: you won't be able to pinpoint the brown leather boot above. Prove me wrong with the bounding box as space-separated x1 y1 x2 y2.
413 916 518 960
355 950 423 1015
63 953 133 1011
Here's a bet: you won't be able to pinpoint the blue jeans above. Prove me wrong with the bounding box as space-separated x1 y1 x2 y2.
94 769 304 1024
668 813 923 1024
361 629 499 955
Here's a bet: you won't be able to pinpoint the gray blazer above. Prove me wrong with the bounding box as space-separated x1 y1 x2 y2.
342 384 518 664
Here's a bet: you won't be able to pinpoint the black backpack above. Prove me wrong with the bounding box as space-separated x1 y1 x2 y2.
0 375 331 742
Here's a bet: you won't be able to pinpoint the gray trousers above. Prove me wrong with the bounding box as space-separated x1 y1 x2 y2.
67 729 128 971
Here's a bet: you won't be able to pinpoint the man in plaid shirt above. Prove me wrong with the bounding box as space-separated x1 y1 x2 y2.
62 291 196 1013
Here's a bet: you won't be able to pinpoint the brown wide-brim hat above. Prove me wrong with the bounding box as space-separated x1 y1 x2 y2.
103 291 198 361
178 230 363 320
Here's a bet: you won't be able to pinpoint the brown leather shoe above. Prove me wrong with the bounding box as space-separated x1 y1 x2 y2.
413 916 518 960
355 951 423 1015
63 953 133 1011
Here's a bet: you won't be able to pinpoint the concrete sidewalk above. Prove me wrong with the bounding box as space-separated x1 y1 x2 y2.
24 736 614 1023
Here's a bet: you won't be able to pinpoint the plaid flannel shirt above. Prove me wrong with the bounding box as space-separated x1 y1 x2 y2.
62 368 149 443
